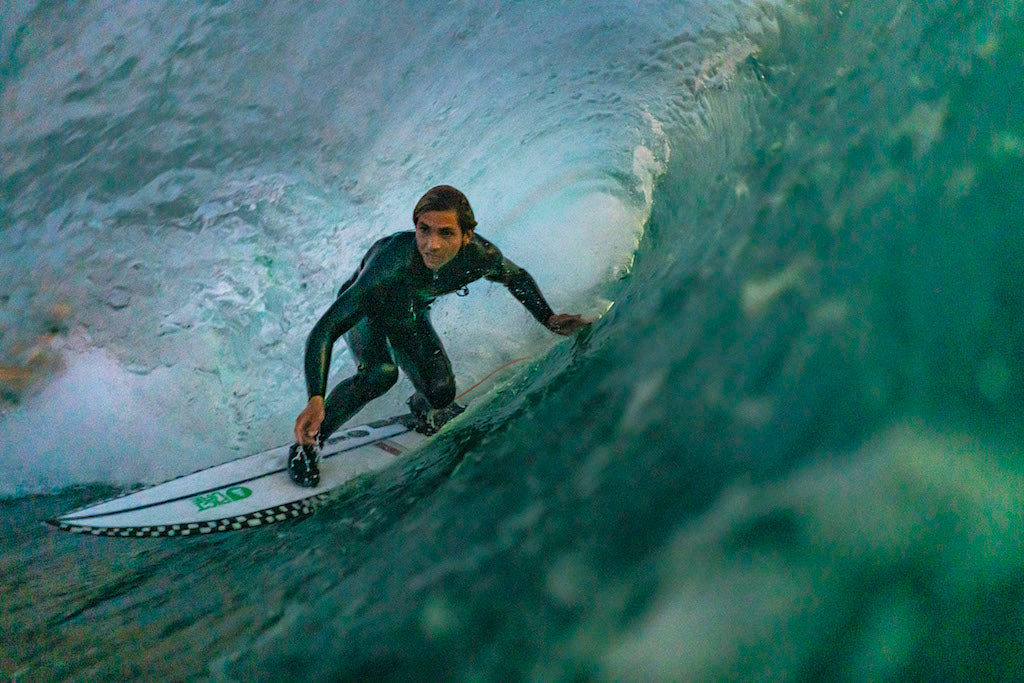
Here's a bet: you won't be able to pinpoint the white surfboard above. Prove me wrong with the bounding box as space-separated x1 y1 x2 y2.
45 320 605 539
48 413 427 538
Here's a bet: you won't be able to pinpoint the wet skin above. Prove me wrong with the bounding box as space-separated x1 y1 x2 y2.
415 210 470 271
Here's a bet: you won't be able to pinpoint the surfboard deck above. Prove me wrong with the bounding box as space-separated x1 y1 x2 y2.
47 413 427 538
44 327 602 539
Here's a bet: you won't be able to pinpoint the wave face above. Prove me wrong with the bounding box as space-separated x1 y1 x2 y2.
3 0 1024 679
0 0 762 492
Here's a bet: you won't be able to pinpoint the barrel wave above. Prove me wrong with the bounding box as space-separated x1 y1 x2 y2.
2 0 1023 678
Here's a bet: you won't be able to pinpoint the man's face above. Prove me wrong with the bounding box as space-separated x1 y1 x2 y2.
415 209 471 271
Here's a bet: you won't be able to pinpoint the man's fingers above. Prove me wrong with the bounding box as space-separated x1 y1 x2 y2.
295 410 320 444
301 413 322 443
551 314 591 335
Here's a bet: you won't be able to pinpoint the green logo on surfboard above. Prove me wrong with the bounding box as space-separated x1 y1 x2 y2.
192 486 252 511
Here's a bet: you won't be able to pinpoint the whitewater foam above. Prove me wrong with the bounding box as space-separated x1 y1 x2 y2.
0 345 222 496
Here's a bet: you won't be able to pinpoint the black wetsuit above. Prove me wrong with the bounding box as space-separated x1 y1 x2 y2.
305 230 554 438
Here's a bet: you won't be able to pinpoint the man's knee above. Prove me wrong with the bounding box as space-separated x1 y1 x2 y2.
360 362 399 395
423 374 455 408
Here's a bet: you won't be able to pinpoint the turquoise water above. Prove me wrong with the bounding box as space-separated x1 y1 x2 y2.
3 0 1023 678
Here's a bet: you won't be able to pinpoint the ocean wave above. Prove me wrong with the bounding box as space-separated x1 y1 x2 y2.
2 0 1023 678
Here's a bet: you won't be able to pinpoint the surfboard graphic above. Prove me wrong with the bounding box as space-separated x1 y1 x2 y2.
47 414 426 538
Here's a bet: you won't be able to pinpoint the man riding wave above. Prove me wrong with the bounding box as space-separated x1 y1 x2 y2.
289 185 589 486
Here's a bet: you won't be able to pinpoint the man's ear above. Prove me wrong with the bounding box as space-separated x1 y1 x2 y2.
462 228 474 245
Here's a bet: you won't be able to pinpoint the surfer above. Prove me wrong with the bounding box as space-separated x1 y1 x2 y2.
288 185 589 486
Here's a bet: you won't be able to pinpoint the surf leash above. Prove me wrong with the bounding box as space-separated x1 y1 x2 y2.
456 356 532 401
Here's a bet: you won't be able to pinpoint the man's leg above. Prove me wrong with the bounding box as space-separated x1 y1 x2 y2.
389 315 461 432
318 317 399 439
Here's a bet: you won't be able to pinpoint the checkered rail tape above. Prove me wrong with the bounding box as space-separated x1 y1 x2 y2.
47 492 332 538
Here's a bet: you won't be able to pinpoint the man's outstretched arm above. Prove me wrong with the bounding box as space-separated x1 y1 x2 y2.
296 238 399 444
485 255 590 336
294 291 364 444
304 292 364 399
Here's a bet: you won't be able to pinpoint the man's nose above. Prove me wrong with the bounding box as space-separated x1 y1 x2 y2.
427 233 443 250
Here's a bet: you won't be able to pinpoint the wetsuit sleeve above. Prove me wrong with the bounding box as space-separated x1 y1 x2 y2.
336 269 358 298
304 292 364 399
484 254 555 325
304 241 392 399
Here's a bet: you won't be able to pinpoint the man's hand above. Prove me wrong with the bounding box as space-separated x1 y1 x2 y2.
294 396 326 445
546 313 591 336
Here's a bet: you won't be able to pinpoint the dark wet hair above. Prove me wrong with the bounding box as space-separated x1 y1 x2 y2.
412 185 477 234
